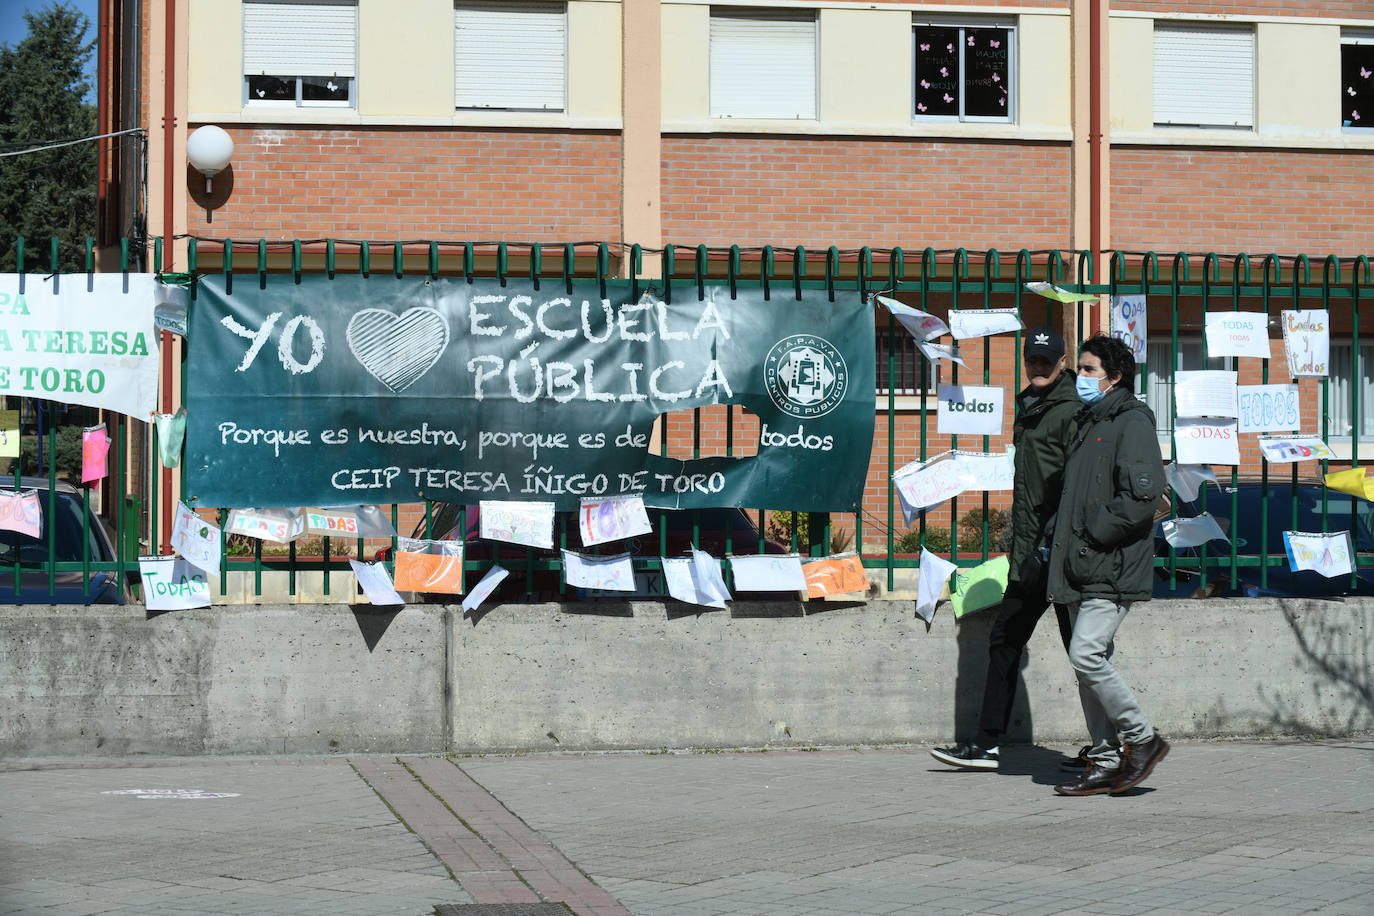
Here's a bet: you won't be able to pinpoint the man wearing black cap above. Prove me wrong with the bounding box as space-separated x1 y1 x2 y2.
930 325 1081 771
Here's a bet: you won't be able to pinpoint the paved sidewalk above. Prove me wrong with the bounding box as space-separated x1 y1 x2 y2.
1 739 1372 915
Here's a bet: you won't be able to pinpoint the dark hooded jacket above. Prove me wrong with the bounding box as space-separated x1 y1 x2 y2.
1007 370 1081 583
1047 386 1165 604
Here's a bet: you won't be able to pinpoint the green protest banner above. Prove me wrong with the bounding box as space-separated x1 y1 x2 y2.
184 275 875 511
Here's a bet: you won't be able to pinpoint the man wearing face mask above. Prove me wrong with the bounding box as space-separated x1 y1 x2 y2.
1048 334 1168 796
930 326 1080 772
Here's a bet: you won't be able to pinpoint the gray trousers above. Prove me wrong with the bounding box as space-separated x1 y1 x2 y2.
1067 598 1155 769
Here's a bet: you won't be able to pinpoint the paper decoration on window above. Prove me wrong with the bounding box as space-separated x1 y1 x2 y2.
561 549 635 591
0 409 18 459
916 548 958 622
663 552 730 609
1236 384 1300 433
947 308 1022 340
349 558 405 605
892 449 1015 521
875 295 948 342
1324 467 1374 502
170 500 221 575
462 565 509 612
225 507 305 544
1174 418 1239 465
0 488 41 538
1023 281 1097 303
82 423 110 484
139 555 211 610
1164 463 1218 502
480 500 554 549
918 341 968 368
728 553 807 592
801 553 869 598
1174 371 1238 418
154 407 187 468
579 494 652 547
1203 312 1271 359
1258 435 1333 464
1284 530 1353 578
1161 513 1229 549
936 385 1004 436
1109 295 1147 364
1281 310 1329 378
950 555 1008 618
393 538 464 594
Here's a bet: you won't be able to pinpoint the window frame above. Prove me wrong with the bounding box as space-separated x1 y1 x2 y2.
708 7 819 121
1341 29 1374 133
242 0 358 110
911 17 1016 124
1328 342 1374 439
453 1 568 113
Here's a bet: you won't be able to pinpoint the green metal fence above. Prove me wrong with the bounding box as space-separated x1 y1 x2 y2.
3 237 1371 603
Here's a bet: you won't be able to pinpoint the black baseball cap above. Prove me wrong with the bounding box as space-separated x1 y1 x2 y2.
1023 326 1065 362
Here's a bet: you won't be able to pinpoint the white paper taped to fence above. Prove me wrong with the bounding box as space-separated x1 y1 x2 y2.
1204 312 1271 359
1110 295 1147 364
662 555 729 608
1174 371 1238 418
876 296 948 342
1282 310 1329 378
139 555 211 610
692 547 731 605
171 501 221 574
1237 384 1300 433
916 548 958 623
462 565 509 612
225 507 305 544
937 385 1005 437
1284 530 1353 578
947 308 1022 340
579 494 652 547
1162 513 1229 548
893 449 1015 519
349 559 405 606
562 549 635 591
917 340 968 368
480 500 554 549
1174 418 1240 465
1024 282 1097 303
728 553 806 592
1257 435 1334 463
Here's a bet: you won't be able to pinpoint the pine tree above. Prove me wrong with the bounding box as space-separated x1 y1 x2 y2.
0 4 97 273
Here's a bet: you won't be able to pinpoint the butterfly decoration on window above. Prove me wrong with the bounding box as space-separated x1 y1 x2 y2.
940 67 948 77
990 40 1001 49
1362 67 1372 79
256 89 266 98
967 36 975 46
1353 110 1362 121
327 80 339 92
1349 86 1357 96
992 73 1000 83
946 43 954 52
919 43 929 51
920 79 930 89
943 93 954 104
917 102 928 112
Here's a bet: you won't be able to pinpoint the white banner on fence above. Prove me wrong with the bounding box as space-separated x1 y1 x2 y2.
1204 312 1272 359
1237 384 1301 433
948 308 1022 340
1257 435 1334 463
1174 418 1240 465
1174 370 1238 418
936 385 1004 436
139 555 211 610
1281 310 1330 378
728 553 807 592
1110 295 1147 364
0 273 159 417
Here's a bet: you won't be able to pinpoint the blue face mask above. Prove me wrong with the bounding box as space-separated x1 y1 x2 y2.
1076 374 1106 404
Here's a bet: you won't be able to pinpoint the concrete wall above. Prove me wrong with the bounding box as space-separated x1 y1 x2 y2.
3 599 1371 758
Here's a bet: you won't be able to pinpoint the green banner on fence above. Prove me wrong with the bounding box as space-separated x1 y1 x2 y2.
184 274 875 511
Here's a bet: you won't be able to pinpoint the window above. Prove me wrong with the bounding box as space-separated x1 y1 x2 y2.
876 326 930 395
1341 30 1374 131
454 2 566 111
1330 344 1374 437
709 9 817 120
1146 338 1234 435
243 1 357 107
912 20 1013 122
1153 22 1254 129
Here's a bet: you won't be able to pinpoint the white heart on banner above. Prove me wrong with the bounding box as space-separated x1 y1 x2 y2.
346 307 450 393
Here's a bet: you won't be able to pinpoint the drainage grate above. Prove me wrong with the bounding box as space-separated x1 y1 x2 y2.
434 905 574 915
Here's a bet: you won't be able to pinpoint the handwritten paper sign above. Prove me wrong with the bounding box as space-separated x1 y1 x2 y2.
662 552 730 608
0 488 41 538
894 452 965 516
953 450 1015 491
1174 418 1240 465
1175 371 1238 418
1258 435 1333 463
82 423 110 484
1282 310 1329 378
349 558 405 605
937 385 1004 436
876 296 948 342
1161 513 1229 548
225 507 305 544
1237 384 1300 433
139 555 211 610
948 308 1022 340
562 549 635 591
729 553 806 592
170 501 221 574
480 500 554 549
154 407 187 468
802 553 869 598
1204 312 1271 359
462 564 509 612
305 508 359 538
1024 282 1097 303
393 538 464 594
1110 295 1147 364
1284 530 1353 578
579 494 652 547
919 341 968 368
1165 463 1218 502
0 409 17 459
916 548 958 623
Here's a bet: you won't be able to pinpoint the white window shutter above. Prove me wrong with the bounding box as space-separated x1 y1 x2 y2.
1153 23 1254 128
710 11 817 119
244 1 357 77
454 3 566 111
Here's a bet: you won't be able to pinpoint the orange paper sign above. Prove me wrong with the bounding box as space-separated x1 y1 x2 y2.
393 540 464 594
802 554 869 598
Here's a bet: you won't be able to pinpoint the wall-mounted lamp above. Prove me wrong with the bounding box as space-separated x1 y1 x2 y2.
186 125 234 194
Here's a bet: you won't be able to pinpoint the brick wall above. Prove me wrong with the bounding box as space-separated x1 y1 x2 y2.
1116 1 1373 18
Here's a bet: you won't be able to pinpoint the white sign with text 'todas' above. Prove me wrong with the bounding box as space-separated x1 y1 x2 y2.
936 385 1004 437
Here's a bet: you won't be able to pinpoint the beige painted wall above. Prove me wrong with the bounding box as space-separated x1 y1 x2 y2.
1109 17 1153 131
1019 14 1072 130
569 0 622 118
1258 22 1340 134
661 3 709 121
818 9 909 125
359 0 452 115
187 0 241 115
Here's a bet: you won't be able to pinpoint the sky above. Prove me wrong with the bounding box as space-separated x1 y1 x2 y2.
1 0 102 99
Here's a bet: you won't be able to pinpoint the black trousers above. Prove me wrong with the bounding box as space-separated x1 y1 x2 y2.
975 567 1072 747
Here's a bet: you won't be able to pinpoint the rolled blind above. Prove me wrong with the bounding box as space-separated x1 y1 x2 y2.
710 10 817 119
243 1 356 77
1153 23 1254 128
454 2 566 111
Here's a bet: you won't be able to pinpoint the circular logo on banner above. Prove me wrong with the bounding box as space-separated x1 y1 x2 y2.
763 335 848 419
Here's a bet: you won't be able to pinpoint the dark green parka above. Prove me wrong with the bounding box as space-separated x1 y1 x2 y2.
1046 387 1165 604
1007 370 1081 583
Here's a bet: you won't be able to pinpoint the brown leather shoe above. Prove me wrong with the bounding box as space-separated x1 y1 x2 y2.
1053 762 1119 796
1110 733 1170 794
